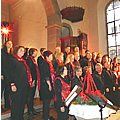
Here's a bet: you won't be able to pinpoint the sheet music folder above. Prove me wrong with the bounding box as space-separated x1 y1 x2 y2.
85 93 119 111
65 85 82 107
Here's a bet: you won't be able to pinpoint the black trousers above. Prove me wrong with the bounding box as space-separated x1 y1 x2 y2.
42 98 51 120
10 86 28 120
1 80 10 108
56 104 69 120
27 82 36 111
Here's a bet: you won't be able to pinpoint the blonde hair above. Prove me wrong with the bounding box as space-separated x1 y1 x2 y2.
55 52 63 59
74 52 79 56
65 54 74 64
83 66 91 73
95 63 102 70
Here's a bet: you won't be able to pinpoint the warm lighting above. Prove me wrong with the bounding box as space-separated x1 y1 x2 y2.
1 23 13 37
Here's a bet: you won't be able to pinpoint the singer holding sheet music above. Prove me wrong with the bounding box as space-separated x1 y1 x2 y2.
54 65 71 120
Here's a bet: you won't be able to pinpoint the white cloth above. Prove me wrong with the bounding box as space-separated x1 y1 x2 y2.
69 104 116 119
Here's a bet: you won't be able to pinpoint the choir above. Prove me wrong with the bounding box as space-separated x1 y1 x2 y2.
1 43 120 120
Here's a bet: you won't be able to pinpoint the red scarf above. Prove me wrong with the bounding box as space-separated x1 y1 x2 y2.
54 76 71 101
80 71 107 102
56 59 64 65
70 62 75 76
44 59 55 85
29 56 41 90
14 55 32 87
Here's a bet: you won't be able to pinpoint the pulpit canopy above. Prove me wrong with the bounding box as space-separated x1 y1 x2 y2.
60 6 85 23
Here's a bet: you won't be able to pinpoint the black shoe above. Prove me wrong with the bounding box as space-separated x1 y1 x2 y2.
27 111 38 116
1 106 6 113
49 116 55 120
32 110 39 115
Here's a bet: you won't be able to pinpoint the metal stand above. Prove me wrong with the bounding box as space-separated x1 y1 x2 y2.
98 101 106 120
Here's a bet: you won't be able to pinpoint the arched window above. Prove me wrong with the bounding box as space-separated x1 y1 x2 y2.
61 26 70 38
106 0 120 62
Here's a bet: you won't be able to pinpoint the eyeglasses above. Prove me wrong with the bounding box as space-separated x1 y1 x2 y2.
18 49 24 52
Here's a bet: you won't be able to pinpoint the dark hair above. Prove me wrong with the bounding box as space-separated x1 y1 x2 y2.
65 45 70 48
113 57 118 62
85 50 89 53
96 56 100 60
112 65 118 71
43 50 53 59
3 40 13 54
13 45 26 55
29 48 37 56
40 48 46 54
56 65 67 76
74 66 82 74
22 48 29 60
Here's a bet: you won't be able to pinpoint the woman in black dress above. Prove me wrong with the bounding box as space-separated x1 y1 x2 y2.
65 54 75 81
54 65 71 120
1 40 13 112
39 50 55 120
8 45 32 120
26 48 40 116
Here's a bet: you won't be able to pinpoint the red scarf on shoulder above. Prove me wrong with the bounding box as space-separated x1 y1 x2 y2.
14 55 32 87
44 59 55 85
29 56 41 90
56 59 64 65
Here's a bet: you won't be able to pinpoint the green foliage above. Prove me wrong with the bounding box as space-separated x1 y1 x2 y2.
74 95 97 105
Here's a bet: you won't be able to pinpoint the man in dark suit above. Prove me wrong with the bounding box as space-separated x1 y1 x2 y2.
63 46 70 64
102 62 117 104
37 48 46 68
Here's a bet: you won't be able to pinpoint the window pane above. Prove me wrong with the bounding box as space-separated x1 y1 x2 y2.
115 8 120 20
116 33 120 45
115 20 120 33
114 0 120 8
107 10 114 23
108 47 116 59
107 22 115 34
107 2 113 11
61 26 70 38
108 34 116 47
117 46 120 62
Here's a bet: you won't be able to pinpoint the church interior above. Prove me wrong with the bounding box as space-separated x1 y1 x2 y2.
1 0 115 56
1 0 120 120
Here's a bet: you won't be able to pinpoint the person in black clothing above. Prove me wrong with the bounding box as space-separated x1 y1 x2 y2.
26 48 40 116
71 66 83 91
53 52 64 72
37 48 46 68
80 51 91 68
74 46 82 61
96 56 102 64
8 45 32 120
65 54 75 81
92 63 104 94
52 46 61 65
63 46 70 64
22 47 29 60
73 52 81 67
102 62 117 104
54 65 71 120
39 50 55 120
1 40 13 112
91 52 97 73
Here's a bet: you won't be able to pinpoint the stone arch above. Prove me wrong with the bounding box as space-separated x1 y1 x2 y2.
62 22 73 36
41 0 62 52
